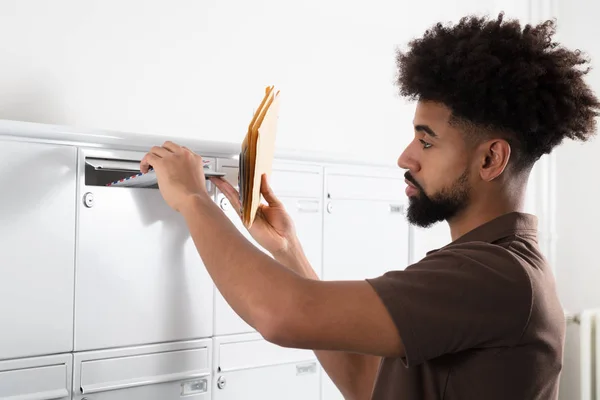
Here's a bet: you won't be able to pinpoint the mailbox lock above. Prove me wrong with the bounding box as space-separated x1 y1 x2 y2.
83 192 95 208
219 196 230 211
326 202 333 214
217 376 227 389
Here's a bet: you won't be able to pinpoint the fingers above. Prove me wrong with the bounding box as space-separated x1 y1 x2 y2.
260 173 281 206
210 177 242 215
140 141 199 174
140 141 193 172
140 153 161 173
150 145 171 158
181 145 198 157
167 142 200 160
140 145 170 173
181 146 193 154
161 141 181 153
178 144 205 166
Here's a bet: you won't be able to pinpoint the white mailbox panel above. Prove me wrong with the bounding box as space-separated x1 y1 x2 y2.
323 165 409 280
213 160 323 336
74 148 214 351
73 339 211 400
0 353 72 400
0 140 76 359
321 164 407 400
213 333 320 400
280 195 323 276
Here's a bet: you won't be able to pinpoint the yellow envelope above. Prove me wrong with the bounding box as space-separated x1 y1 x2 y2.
238 86 281 228
246 86 274 218
238 86 272 217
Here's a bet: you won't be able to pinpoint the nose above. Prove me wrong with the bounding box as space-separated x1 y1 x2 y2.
397 140 420 172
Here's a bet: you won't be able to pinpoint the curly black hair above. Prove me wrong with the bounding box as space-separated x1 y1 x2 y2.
396 12 600 171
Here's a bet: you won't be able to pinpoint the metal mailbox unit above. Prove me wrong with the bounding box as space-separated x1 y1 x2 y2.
74 147 216 351
72 339 212 400
0 140 77 361
212 333 321 400
0 354 73 400
0 119 431 400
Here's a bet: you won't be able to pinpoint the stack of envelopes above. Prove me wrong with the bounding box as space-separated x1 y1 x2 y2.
238 85 281 228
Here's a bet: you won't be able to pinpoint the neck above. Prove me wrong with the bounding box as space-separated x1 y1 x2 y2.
447 186 525 242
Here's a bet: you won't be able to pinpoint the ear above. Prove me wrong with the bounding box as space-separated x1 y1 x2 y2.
479 139 510 181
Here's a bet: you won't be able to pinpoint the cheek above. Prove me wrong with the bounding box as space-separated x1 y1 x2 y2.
422 152 466 190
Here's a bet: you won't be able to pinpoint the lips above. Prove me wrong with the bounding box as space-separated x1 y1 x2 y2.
405 185 418 197
404 179 418 197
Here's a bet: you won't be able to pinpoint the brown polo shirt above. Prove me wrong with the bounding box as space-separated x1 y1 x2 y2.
366 212 565 399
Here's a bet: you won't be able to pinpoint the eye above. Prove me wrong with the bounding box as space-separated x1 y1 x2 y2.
419 139 432 149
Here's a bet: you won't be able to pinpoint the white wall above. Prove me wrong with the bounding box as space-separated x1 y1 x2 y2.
0 0 533 274
553 0 600 323
551 1 600 399
0 0 527 164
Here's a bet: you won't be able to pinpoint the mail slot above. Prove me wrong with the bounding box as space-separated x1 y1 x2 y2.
84 153 224 188
0 353 72 400
73 339 211 400
74 148 215 351
213 333 319 400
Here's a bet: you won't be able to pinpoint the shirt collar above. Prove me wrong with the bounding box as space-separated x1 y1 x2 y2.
426 212 538 256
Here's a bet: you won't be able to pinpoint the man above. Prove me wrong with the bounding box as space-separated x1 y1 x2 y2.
141 13 599 400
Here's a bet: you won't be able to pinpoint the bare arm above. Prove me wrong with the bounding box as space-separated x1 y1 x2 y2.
218 170 384 399
141 143 403 400
275 243 382 400
180 195 403 400
181 194 403 354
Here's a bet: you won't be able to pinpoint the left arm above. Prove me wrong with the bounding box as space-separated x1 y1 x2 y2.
180 194 403 357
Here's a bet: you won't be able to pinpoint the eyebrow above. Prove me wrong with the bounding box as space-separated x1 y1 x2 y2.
414 124 438 138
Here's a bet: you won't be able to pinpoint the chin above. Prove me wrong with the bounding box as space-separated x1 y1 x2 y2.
406 197 454 228
406 215 444 229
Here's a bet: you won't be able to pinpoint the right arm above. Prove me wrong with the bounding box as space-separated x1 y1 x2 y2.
212 175 382 400
274 240 382 400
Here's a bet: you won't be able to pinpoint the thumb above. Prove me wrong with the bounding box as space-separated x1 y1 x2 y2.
260 173 281 207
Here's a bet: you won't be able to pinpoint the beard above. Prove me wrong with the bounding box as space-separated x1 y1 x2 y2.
405 170 470 228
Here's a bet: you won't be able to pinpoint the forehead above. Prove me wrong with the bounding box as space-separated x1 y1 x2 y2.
414 100 452 123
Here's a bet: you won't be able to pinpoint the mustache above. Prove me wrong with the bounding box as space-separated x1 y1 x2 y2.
404 171 425 192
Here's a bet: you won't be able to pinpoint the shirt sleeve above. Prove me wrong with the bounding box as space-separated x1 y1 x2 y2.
365 243 533 367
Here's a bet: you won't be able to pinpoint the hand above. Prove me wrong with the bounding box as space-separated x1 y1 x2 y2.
140 141 208 212
210 173 297 256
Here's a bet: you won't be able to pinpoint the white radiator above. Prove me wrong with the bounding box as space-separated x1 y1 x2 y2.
560 310 600 400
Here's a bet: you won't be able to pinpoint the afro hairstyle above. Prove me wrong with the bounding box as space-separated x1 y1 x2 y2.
396 12 600 171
